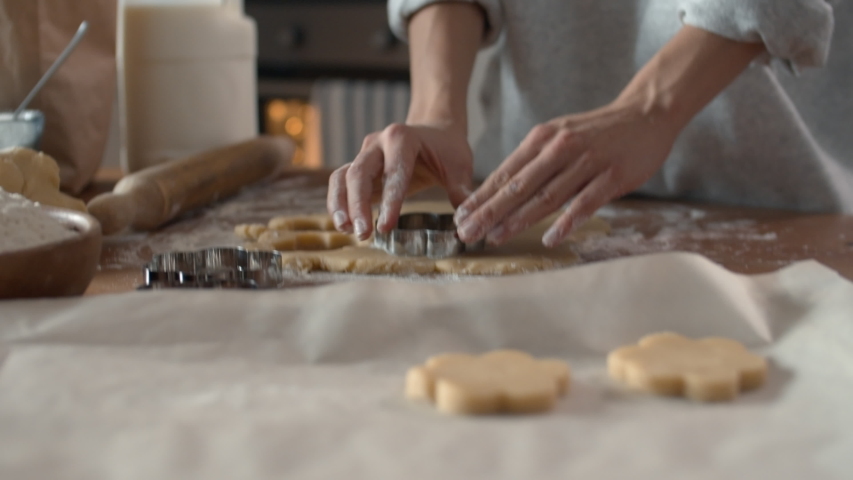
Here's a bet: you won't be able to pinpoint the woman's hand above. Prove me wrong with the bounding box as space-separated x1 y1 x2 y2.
454 100 679 247
327 122 474 240
327 2 484 240
455 25 765 247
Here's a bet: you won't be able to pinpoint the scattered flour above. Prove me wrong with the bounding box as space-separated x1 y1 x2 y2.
99 172 791 280
0 187 78 254
576 203 783 265
99 174 330 269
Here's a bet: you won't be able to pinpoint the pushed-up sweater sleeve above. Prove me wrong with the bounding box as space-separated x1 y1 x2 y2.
678 0 834 71
388 0 503 47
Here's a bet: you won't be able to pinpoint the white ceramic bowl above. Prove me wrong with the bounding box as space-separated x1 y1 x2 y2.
0 110 45 150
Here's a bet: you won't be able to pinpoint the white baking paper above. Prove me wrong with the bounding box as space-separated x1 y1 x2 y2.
0 252 851 479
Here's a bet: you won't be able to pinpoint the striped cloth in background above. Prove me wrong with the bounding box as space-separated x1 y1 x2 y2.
311 79 411 169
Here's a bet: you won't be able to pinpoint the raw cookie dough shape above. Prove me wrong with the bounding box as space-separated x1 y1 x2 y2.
406 350 571 415
607 332 768 402
0 148 87 212
234 223 269 241
256 230 356 251
267 214 335 232
265 201 611 276
236 214 347 242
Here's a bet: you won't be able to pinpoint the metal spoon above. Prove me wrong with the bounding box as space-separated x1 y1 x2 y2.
12 21 89 119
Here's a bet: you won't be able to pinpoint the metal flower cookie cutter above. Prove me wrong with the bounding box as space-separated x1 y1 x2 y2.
373 212 485 258
141 247 284 289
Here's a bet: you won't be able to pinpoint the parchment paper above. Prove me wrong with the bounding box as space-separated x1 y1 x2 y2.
0 252 851 479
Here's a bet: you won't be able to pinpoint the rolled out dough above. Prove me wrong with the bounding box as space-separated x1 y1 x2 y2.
237 201 610 276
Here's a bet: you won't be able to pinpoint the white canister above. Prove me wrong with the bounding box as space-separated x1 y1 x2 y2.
118 0 257 172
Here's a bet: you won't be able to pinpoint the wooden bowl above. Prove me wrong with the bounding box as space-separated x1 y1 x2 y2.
0 208 102 299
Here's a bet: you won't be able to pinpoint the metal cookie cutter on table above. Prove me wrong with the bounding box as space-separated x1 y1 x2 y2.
373 212 485 258
141 247 285 289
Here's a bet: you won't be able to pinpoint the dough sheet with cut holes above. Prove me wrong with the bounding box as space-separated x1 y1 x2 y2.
234 201 610 276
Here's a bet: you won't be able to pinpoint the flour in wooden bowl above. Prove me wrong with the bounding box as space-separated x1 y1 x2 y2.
0 187 78 254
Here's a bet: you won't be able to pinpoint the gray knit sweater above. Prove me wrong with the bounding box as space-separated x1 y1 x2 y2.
389 0 853 212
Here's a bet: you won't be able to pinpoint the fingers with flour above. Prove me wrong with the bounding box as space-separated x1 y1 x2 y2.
457 126 590 244
327 165 353 233
328 124 474 238
377 124 417 233
485 149 601 245
542 169 620 247
345 148 384 240
454 124 554 228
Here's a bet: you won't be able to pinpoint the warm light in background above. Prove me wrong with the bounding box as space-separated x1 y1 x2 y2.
263 99 321 168
284 116 304 137
267 99 288 123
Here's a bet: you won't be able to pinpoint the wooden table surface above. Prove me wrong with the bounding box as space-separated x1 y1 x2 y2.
81 168 853 295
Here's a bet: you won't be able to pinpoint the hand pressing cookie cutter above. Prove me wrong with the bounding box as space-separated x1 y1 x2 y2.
373 213 485 258
141 247 283 289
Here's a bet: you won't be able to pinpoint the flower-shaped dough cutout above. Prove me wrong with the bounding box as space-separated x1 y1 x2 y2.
267 214 336 232
255 230 355 251
607 332 767 402
405 350 571 415
234 214 338 242
235 213 356 251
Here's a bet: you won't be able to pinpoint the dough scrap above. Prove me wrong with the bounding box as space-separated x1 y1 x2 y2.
607 332 767 402
406 350 571 415
234 223 269 241
0 148 86 212
238 201 610 276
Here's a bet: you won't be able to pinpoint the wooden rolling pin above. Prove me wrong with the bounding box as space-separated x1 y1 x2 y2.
88 136 294 235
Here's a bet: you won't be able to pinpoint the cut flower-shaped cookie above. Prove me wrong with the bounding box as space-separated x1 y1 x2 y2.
234 214 356 251
608 332 767 402
405 350 570 415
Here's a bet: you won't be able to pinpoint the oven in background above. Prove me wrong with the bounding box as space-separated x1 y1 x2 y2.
246 0 410 169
